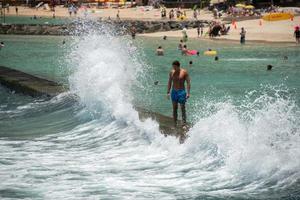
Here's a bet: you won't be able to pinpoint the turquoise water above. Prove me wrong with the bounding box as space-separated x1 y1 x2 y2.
1 34 299 117
0 32 300 199
0 35 69 82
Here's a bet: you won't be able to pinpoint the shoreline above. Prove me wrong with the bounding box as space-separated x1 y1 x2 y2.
2 6 299 44
141 16 300 44
140 34 297 44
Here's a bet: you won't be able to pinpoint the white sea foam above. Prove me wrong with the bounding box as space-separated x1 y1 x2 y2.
67 25 166 143
67 23 300 175
1 22 300 200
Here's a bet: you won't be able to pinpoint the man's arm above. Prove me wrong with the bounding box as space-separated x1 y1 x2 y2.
185 71 191 98
167 71 172 98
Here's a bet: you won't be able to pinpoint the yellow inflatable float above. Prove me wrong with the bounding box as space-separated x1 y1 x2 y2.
262 12 294 21
177 15 187 21
204 50 217 56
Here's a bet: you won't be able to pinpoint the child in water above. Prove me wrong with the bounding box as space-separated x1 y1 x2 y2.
156 46 164 56
181 45 188 55
178 40 184 50
0 42 4 50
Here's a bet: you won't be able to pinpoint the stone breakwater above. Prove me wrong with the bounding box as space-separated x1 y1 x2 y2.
0 19 210 35
0 65 189 139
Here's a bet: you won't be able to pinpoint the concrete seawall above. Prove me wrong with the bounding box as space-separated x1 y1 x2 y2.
0 66 66 97
0 19 210 35
0 66 188 141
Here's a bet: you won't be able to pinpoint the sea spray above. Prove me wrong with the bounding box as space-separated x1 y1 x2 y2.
66 21 168 143
182 85 300 195
0 28 300 199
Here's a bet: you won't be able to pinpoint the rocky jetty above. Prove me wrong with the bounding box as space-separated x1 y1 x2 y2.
0 19 210 35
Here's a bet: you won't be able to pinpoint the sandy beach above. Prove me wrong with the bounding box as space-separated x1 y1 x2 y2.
5 6 214 20
141 16 300 43
4 6 300 43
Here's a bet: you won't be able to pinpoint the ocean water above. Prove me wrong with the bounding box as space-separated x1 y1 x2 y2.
0 25 300 199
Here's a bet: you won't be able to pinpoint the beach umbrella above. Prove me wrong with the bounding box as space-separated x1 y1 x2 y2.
245 5 254 9
235 4 245 8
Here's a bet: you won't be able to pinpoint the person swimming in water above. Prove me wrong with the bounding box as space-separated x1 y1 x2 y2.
167 60 191 126
178 40 184 50
181 45 188 55
0 42 4 50
156 46 164 56
267 65 273 71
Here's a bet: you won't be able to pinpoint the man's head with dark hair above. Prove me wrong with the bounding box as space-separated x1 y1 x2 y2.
172 60 180 70
183 45 187 48
267 65 273 71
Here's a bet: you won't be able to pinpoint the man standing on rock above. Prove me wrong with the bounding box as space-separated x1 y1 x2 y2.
167 60 191 127
130 26 136 39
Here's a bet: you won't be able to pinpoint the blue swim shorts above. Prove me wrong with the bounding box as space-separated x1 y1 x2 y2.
171 89 187 104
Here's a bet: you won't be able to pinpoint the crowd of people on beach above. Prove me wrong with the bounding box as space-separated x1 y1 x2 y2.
68 4 78 16
207 21 230 38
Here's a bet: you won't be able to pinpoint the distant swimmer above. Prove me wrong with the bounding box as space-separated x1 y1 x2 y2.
156 46 164 56
283 56 288 60
154 81 159 85
62 40 66 45
0 42 4 50
181 45 188 55
163 35 167 40
167 60 191 126
178 39 184 50
267 65 273 71
215 56 219 61
189 61 193 67
196 51 200 56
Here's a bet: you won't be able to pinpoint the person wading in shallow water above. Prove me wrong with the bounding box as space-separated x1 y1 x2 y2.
167 60 191 127
240 27 246 44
